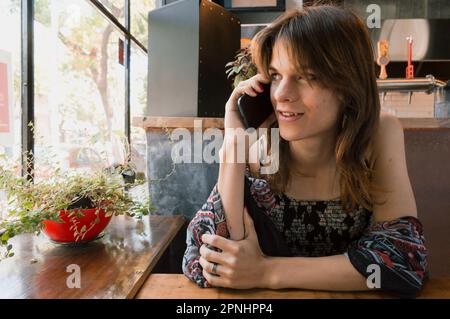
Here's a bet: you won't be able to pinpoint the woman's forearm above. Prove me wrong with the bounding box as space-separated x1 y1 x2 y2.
263 254 370 291
217 137 247 240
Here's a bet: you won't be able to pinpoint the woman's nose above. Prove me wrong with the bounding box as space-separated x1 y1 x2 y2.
272 80 299 103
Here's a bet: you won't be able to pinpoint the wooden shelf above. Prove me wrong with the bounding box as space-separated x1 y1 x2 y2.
132 116 224 132
132 116 450 131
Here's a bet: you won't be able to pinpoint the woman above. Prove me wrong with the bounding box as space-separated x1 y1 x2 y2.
182 4 427 297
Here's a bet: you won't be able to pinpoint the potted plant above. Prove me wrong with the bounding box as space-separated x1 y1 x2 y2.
225 46 258 89
0 154 155 260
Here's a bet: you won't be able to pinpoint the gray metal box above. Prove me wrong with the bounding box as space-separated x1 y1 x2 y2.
147 0 241 117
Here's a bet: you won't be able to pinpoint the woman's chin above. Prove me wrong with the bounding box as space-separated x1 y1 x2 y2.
280 130 305 142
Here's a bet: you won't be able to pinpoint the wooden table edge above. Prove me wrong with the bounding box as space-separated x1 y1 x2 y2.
136 274 450 299
127 215 186 299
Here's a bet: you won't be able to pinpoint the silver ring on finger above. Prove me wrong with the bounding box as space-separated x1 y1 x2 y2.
211 262 218 275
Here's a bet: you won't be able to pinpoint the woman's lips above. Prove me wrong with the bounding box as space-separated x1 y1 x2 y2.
278 111 304 122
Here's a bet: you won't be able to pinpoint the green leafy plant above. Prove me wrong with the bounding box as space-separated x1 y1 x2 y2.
0 151 156 261
225 46 258 89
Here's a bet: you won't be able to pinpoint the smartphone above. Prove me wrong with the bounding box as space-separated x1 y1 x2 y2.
237 83 274 129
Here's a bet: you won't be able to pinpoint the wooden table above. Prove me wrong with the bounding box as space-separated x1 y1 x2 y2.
0 215 185 299
136 274 450 299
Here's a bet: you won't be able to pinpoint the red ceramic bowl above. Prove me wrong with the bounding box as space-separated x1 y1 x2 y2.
43 208 112 243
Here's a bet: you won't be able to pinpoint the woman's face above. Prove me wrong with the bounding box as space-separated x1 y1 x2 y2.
269 41 342 142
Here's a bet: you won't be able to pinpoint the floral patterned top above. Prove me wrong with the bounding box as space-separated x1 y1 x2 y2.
182 169 428 297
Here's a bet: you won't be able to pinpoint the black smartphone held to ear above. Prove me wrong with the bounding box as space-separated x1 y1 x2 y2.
237 83 274 129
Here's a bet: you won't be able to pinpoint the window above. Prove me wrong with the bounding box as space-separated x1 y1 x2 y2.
98 0 125 24
34 0 127 178
128 0 157 176
0 1 22 220
130 42 148 176
0 0 22 166
131 0 157 49
0 0 158 218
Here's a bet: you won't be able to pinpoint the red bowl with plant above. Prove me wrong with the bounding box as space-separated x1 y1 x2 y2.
43 208 112 243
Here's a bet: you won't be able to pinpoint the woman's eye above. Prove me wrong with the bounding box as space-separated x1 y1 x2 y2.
298 74 316 81
269 73 279 80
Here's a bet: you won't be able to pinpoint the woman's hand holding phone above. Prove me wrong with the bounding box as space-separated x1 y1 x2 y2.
221 74 276 162
224 74 275 132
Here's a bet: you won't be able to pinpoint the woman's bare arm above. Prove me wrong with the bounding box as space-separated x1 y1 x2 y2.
217 138 247 240
218 74 272 241
370 112 418 221
263 254 369 291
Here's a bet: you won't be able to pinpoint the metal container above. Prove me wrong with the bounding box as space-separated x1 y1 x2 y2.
377 75 450 117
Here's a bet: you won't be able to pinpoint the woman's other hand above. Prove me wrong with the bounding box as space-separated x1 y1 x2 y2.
198 207 271 289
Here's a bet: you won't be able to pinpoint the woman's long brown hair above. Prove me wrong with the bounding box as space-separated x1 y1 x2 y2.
251 4 385 212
